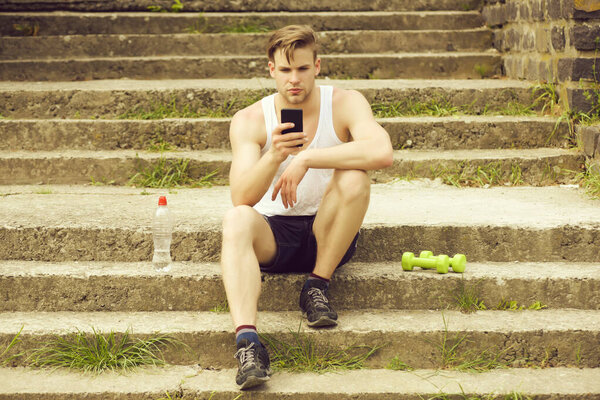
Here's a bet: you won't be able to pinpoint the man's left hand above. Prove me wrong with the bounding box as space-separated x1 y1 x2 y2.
271 156 309 209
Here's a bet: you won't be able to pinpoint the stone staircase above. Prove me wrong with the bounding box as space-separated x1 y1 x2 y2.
1 1 599 398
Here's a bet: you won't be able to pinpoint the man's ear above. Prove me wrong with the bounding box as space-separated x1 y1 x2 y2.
268 61 276 78
314 58 321 76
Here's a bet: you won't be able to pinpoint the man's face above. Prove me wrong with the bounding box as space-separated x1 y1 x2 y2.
269 46 321 105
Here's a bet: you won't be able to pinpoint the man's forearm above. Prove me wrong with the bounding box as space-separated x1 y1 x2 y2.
297 138 393 171
230 151 282 207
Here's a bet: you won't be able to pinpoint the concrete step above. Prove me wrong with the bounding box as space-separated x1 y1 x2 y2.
2 261 598 312
0 0 483 12
1 367 599 400
0 79 537 119
0 116 571 151
0 29 493 60
0 148 583 186
0 52 502 81
0 11 484 36
1 184 599 263
1 310 599 368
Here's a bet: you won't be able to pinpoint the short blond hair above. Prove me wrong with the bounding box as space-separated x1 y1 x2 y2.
266 25 318 64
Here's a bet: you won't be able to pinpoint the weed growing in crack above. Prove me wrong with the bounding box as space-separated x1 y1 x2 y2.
0 326 24 367
148 0 183 12
209 300 229 313
453 279 487 313
260 325 381 373
29 328 186 373
385 356 413 371
433 315 511 372
129 156 218 188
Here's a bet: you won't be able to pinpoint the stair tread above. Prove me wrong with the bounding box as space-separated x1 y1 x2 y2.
1 183 597 230
2 309 599 334
2 366 598 396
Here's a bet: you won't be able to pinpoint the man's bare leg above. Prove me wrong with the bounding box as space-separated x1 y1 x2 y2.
221 205 277 328
299 169 370 327
312 169 370 278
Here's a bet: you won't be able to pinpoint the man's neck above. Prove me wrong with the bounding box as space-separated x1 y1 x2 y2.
275 85 320 116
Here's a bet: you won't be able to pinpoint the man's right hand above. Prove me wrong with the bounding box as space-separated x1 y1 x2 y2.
268 123 307 163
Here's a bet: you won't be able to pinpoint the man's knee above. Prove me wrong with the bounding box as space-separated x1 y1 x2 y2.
222 205 258 241
331 169 370 204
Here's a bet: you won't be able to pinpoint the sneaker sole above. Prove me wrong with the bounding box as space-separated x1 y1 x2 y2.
239 375 270 390
305 314 338 327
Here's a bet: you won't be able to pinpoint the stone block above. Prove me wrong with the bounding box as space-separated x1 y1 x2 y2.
552 26 566 51
507 2 519 21
524 30 536 50
558 57 574 81
549 0 563 18
536 26 551 52
568 87 600 113
520 2 531 19
532 0 545 20
579 125 600 157
571 24 600 51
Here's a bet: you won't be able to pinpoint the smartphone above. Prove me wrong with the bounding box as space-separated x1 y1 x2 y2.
281 108 303 147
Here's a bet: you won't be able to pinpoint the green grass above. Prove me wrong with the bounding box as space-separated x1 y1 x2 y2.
158 391 243 400
148 0 183 12
496 299 548 311
385 356 413 371
209 300 229 313
575 161 600 198
474 63 491 78
453 279 487 313
35 188 53 194
90 176 116 186
29 328 184 373
260 326 381 373
424 392 533 400
435 315 510 372
13 23 39 36
128 156 218 188
1 326 24 367
147 133 176 152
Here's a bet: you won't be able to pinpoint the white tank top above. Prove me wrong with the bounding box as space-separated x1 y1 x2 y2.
253 85 343 216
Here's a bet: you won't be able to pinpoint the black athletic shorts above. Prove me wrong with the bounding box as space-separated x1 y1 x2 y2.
259 214 359 273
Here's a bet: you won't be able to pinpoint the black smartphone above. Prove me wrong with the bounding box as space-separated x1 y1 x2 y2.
281 108 303 147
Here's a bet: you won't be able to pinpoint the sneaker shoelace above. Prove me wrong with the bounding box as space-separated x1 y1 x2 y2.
235 342 257 371
307 287 329 309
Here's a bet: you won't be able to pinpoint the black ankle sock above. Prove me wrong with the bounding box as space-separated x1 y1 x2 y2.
304 273 330 289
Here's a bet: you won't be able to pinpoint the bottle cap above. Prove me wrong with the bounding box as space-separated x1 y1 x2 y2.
158 196 167 206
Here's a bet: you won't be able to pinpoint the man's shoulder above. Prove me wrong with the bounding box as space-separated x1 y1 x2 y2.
331 86 367 106
231 99 265 133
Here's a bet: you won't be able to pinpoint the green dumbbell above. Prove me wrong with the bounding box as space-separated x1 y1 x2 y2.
402 252 450 274
421 251 467 273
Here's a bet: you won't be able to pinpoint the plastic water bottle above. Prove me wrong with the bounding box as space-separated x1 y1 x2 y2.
152 196 173 272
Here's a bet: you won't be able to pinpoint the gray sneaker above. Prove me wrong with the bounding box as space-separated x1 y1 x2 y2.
299 280 338 327
234 339 271 389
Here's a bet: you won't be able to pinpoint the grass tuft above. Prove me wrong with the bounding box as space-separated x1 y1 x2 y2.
435 315 510 372
129 156 218 188
424 392 533 400
1 326 24 366
575 161 600 199
385 356 413 371
453 279 487 313
260 326 381 373
148 0 183 12
158 390 243 400
209 300 229 313
29 328 184 373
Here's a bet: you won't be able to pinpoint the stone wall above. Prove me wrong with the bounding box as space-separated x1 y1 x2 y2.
482 0 600 112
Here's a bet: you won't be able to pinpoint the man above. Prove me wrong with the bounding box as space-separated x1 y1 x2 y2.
220 25 393 389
